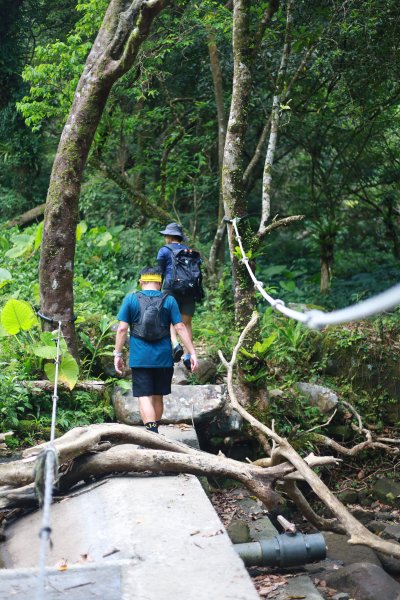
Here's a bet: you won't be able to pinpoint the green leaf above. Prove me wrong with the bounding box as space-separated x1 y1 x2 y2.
79 331 94 352
0 268 12 290
253 332 278 355
34 221 44 250
1 299 37 334
5 233 34 259
0 322 10 337
239 347 256 359
0 268 12 282
76 220 87 241
32 345 58 359
95 232 112 247
44 352 79 390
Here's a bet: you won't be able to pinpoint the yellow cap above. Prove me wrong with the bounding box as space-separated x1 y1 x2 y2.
140 274 162 283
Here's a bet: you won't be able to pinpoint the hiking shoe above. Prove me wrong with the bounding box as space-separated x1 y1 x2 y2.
173 343 184 363
183 356 192 371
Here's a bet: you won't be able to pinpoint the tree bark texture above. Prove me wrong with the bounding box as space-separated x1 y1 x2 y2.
39 0 169 355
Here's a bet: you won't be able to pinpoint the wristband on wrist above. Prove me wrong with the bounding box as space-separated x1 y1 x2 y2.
113 350 123 357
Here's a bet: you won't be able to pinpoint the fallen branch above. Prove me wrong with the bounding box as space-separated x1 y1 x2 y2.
218 312 400 559
23 380 106 394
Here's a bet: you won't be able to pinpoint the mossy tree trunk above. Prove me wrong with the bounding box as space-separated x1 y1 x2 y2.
222 0 283 332
222 0 257 332
39 0 169 356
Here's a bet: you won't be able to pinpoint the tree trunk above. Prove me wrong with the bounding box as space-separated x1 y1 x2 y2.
319 232 335 294
222 0 256 330
207 29 227 274
383 195 400 259
39 0 169 356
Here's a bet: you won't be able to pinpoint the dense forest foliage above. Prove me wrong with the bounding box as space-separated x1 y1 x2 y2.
1 0 400 446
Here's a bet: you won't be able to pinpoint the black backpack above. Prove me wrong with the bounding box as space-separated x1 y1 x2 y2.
131 292 170 341
164 244 204 301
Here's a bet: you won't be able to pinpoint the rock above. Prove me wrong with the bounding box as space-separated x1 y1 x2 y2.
173 363 191 385
371 478 400 505
332 594 350 600
382 524 400 543
323 532 381 566
376 525 400 575
376 551 400 576
113 383 227 424
172 359 217 385
338 490 359 504
227 520 250 544
367 521 387 535
204 409 243 437
269 389 284 398
324 562 400 600
296 382 338 414
248 517 278 541
195 359 217 384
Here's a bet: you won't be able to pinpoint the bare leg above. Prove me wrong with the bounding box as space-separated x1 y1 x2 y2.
181 314 193 354
152 395 164 421
139 395 164 423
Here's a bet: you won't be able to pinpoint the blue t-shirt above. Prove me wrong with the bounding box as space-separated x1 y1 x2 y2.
117 290 182 368
157 243 189 288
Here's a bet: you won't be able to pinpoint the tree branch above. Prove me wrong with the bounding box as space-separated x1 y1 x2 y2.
218 314 400 559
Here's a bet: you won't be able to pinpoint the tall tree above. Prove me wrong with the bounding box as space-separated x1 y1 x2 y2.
38 0 170 354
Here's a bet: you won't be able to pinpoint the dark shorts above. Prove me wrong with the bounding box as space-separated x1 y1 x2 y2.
131 367 174 397
165 290 196 317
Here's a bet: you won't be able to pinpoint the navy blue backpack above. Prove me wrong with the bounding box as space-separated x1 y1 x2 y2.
164 244 204 301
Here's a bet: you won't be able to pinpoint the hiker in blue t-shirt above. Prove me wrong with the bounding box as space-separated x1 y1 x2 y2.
114 266 198 433
157 222 197 370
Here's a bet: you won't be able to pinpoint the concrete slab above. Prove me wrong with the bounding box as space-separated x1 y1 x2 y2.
274 574 324 600
0 475 259 599
0 562 127 600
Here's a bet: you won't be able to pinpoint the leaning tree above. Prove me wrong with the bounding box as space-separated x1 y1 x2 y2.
39 0 172 356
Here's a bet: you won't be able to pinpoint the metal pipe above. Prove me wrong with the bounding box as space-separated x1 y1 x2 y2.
235 532 326 567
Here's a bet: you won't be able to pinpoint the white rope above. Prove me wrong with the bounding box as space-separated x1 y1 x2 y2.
231 218 400 329
35 319 62 600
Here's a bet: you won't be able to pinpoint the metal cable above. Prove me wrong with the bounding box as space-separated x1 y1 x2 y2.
35 319 62 600
231 218 400 329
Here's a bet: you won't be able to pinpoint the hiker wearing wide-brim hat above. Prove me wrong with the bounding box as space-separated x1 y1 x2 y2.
159 222 188 241
156 223 202 370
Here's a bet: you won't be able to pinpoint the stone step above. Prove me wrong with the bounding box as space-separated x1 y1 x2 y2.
113 383 228 424
274 574 324 600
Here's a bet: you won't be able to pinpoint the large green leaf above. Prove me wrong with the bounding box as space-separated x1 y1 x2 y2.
39 331 68 353
5 233 34 259
44 352 79 390
32 345 58 359
1 299 37 334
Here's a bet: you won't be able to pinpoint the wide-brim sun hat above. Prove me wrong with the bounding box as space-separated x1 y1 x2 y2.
159 222 187 241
